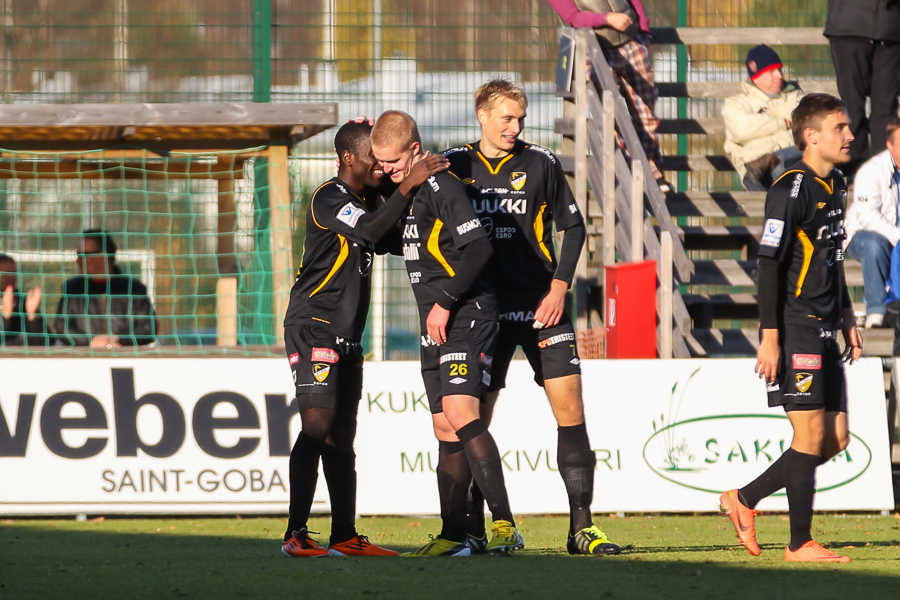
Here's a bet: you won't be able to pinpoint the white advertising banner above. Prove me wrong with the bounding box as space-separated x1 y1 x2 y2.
0 357 892 515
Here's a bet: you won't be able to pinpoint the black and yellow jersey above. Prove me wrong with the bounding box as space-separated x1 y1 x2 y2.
402 170 497 332
444 140 584 319
758 162 848 329
284 177 376 340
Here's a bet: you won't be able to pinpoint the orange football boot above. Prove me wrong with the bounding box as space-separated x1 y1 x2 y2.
328 535 399 557
719 489 761 556
281 528 329 558
784 541 850 563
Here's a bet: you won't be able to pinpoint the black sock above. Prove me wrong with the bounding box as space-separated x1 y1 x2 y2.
466 481 486 538
285 432 325 541
783 448 821 551
456 419 514 524
437 441 470 543
738 450 791 509
321 444 357 545
557 423 595 534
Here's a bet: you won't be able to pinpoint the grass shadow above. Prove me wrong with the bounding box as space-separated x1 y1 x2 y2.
1 520 899 600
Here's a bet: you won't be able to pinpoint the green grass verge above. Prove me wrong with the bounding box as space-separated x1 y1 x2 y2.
2 514 899 599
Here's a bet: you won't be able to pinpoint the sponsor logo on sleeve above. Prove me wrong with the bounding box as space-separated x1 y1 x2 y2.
456 218 481 235
289 353 300 365
792 354 822 370
428 176 440 192
336 202 366 228
569 203 578 214
790 173 803 198
312 347 340 364
527 144 557 164
760 219 785 248
510 172 527 191
313 364 331 382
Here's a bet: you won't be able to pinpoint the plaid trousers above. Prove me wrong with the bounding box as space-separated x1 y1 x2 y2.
603 35 663 179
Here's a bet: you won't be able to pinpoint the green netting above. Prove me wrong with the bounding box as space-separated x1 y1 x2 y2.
0 1 846 354
0 146 303 354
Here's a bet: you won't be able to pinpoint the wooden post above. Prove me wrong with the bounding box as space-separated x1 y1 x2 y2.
573 29 589 331
216 276 238 347
601 90 616 327
465 0 476 72
371 254 385 360
217 177 238 275
268 145 293 345
658 231 673 359
631 162 643 262
114 0 128 102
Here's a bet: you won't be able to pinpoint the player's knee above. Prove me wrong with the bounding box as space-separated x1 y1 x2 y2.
442 403 479 431
822 431 850 459
300 404 337 441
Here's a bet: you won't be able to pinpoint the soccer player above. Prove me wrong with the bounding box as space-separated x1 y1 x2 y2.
281 121 449 558
371 110 524 557
444 80 621 556
720 93 862 563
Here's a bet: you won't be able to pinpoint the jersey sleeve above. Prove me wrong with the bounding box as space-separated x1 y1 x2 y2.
309 184 369 243
546 152 584 231
312 181 409 247
432 173 488 249
758 171 806 262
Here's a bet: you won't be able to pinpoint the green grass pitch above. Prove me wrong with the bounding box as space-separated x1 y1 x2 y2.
1 514 899 599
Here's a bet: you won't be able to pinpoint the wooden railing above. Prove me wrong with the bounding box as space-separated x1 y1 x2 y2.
564 28 692 358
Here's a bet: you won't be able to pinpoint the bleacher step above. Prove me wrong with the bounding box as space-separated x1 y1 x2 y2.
665 192 766 218
689 259 863 287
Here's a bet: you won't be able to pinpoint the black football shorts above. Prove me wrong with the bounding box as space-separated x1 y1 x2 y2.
420 318 498 414
766 324 847 413
284 325 364 411
489 315 582 391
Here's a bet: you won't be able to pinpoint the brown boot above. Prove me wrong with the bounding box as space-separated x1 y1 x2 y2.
744 152 781 189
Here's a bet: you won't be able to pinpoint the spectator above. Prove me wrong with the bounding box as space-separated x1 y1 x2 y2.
0 254 49 346
844 118 900 329
548 0 668 190
723 45 804 191
883 242 900 354
824 0 900 175
55 230 157 348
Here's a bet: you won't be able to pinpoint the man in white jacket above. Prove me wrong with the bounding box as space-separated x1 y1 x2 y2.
844 118 900 328
723 45 804 190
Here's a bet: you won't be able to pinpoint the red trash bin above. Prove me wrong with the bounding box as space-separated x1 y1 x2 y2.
605 260 657 358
